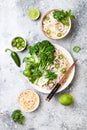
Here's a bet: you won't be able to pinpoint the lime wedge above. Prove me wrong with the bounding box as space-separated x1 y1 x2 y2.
27 8 40 20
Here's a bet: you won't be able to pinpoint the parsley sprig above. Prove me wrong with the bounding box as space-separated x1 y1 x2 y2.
53 10 75 26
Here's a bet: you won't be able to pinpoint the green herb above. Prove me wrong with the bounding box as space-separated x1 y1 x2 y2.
53 10 75 26
73 46 81 53
61 68 66 73
5 48 20 67
11 110 24 124
57 33 62 37
58 54 64 60
45 70 57 80
23 40 55 83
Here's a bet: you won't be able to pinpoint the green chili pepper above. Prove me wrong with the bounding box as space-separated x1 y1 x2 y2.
5 48 20 67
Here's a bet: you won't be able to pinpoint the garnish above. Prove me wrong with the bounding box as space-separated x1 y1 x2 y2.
45 16 50 21
55 63 60 69
57 33 62 37
58 54 64 59
12 37 26 50
45 70 57 80
61 68 67 73
53 10 75 26
45 29 51 35
11 110 24 124
27 8 40 20
23 40 55 83
73 46 81 53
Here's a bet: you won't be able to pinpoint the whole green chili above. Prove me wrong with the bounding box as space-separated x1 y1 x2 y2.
5 48 20 67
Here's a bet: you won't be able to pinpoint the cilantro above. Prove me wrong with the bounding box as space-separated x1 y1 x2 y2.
45 70 57 81
53 10 75 26
11 110 24 124
23 40 55 83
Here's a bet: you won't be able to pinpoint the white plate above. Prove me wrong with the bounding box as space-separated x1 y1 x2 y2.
29 43 75 94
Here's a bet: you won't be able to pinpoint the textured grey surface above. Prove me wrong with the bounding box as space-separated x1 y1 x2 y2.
0 0 87 130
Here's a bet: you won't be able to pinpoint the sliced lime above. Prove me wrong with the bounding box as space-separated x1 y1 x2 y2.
27 8 40 20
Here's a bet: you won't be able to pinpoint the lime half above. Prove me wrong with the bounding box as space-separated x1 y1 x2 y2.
27 8 40 20
59 94 73 106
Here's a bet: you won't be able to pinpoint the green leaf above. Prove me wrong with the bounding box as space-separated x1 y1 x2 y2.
23 40 55 83
70 15 76 19
53 10 75 26
45 70 57 80
11 110 24 124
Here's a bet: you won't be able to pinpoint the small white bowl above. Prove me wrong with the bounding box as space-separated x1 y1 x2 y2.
41 9 71 40
11 36 26 52
18 90 40 112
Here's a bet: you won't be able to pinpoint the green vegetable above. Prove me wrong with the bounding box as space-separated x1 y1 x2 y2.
58 54 64 59
11 110 24 124
45 70 57 80
45 16 50 21
23 40 55 83
45 29 51 35
57 33 62 37
5 48 20 67
55 63 60 69
59 94 73 106
53 10 75 26
73 46 81 53
12 37 25 51
61 68 66 73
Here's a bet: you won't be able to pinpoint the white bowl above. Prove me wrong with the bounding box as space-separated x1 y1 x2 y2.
11 36 26 52
18 89 40 112
41 9 71 40
29 44 75 94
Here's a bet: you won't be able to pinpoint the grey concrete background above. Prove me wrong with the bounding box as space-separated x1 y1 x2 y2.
0 0 87 130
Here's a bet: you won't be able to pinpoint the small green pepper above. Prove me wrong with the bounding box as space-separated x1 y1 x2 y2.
5 48 20 67
61 68 66 73
55 63 60 69
57 33 62 37
58 54 64 60
73 46 81 53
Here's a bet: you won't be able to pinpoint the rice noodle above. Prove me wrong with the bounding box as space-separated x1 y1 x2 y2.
36 48 70 90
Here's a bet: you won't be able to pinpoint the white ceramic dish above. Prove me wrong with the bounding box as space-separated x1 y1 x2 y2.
18 90 40 112
11 36 26 52
41 9 71 40
29 43 75 94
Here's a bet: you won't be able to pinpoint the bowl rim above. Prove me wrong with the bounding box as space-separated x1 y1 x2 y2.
28 43 75 94
18 89 40 112
11 36 26 52
41 9 71 40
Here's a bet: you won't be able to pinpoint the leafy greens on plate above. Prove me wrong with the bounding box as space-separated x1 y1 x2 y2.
23 40 57 83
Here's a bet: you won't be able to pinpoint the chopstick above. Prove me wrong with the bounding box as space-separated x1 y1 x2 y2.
46 60 77 102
